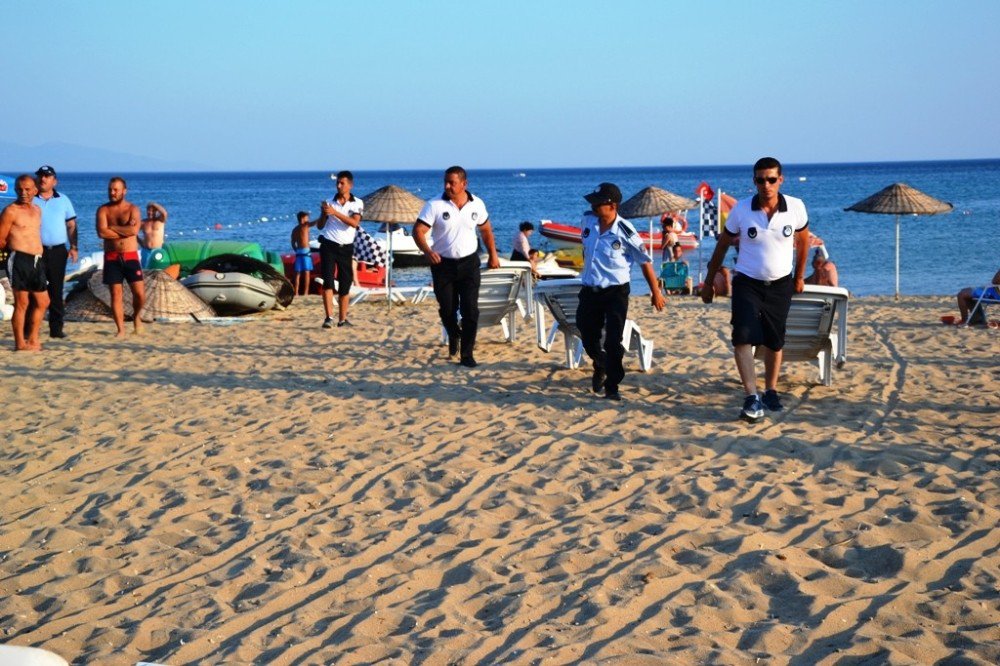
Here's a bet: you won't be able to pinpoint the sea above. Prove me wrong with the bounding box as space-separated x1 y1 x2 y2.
11 159 999 297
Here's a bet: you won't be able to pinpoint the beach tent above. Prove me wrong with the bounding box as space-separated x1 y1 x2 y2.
845 183 953 300
360 185 426 310
619 186 697 258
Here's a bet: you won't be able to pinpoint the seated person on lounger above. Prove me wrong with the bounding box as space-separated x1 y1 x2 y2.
805 250 838 287
956 267 1000 323
665 243 693 295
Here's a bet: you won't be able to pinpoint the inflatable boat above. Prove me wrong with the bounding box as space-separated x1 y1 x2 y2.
181 271 277 315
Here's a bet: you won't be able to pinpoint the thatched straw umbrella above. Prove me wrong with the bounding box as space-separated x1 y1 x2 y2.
360 185 426 309
619 186 697 257
845 183 953 299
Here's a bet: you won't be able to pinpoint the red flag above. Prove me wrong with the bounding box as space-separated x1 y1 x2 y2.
696 181 714 201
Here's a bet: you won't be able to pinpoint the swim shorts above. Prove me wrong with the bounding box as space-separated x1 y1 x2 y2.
294 249 314 272
7 251 48 292
103 251 144 285
730 272 794 351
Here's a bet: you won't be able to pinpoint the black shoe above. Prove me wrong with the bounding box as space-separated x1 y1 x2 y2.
604 389 622 402
459 356 478 368
740 394 765 423
337 319 353 327
761 389 784 412
591 368 606 394
50 331 67 339
322 317 334 329
448 336 460 357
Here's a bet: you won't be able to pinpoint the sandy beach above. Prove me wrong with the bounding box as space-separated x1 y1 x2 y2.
1 294 998 664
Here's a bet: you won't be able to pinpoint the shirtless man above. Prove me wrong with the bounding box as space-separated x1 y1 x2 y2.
140 202 168 252
805 250 838 287
96 177 146 337
0 175 51 350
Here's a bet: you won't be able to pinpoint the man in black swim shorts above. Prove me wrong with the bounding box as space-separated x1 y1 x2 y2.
0 175 52 350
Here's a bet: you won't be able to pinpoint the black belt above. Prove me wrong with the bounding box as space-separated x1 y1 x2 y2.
43 244 66 250
735 272 791 287
319 237 353 248
438 253 478 263
581 284 628 294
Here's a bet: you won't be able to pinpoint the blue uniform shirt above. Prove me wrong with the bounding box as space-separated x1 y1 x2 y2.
34 191 77 247
579 212 651 288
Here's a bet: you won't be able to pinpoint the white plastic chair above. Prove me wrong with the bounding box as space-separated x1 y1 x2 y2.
753 284 849 386
534 278 653 372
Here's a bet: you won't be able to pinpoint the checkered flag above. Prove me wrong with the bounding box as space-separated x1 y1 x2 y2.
700 199 719 239
353 227 388 266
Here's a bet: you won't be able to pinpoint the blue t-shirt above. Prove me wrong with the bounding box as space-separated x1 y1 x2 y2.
579 213 651 288
34 191 77 247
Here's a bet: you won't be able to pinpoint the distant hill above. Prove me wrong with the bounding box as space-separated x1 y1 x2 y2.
0 140 208 173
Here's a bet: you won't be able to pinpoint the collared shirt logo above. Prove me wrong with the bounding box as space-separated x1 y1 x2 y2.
442 211 450 220
611 240 622 250
783 225 793 237
748 227 758 239
582 227 591 238
471 212 479 221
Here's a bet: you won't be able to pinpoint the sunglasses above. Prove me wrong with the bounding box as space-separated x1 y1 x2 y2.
754 176 779 185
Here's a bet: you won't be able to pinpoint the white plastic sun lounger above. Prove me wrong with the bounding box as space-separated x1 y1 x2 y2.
533 278 653 372
753 284 849 386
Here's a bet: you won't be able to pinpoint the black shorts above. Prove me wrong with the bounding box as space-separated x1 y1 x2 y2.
730 272 794 350
103 251 144 284
7 251 48 292
319 238 354 296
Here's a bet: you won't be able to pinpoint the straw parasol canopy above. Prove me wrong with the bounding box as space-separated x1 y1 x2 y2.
138 270 216 322
359 185 427 310
64 288 113 322
620 186 698 257
845 182 953 299
361 185 426 223
620 186 697 218
87 269 217 322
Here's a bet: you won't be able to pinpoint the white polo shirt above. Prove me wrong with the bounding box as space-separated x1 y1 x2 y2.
726 193 808 282
416 192 489 259
320 195 364 245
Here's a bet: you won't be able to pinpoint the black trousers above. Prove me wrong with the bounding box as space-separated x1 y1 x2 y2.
431 254 481 360
319 238 354 297
576 284 630 392
25 244 68 336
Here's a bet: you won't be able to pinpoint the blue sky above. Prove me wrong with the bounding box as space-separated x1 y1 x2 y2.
5 1 999 170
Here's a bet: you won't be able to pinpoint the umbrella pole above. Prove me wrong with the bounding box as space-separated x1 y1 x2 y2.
387 227 393 312
895 214 900 301
648 217 655 260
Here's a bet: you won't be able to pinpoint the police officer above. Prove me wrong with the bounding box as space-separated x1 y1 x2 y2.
578 183 666 401
414 166 501 368
32 165 77 339
701 156 810 423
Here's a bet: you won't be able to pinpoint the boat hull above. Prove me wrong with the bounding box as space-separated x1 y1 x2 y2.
540 220 699 251
181 272 277 315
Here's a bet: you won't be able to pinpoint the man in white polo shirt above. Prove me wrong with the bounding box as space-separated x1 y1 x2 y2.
317 170 364 328
701 157 810 423
32 165 78 339
413 166 500 368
